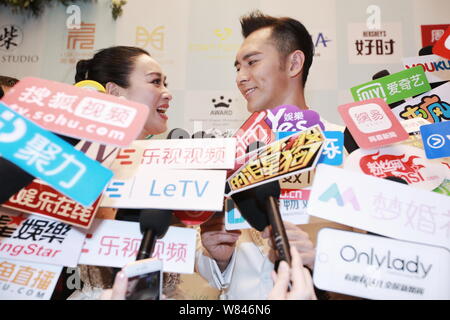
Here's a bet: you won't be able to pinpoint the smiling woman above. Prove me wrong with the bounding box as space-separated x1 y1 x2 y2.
75 46 172 138
67 46 184 300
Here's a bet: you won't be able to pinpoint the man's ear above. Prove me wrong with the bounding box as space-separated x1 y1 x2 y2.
105 82 125 97
287 50 305 79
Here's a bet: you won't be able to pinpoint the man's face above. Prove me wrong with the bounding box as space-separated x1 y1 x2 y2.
235 27 290 113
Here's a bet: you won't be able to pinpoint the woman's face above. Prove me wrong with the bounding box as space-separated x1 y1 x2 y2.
123 54 172 137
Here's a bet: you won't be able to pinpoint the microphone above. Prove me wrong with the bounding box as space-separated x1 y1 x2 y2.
166 128 190 139
136 209 173 260
0 134 80 204
230 143 291 265
384 175 409 185
231 180 291 265
418 45 433 56
230 142 271 231
230 186 269 231
253 180 291 265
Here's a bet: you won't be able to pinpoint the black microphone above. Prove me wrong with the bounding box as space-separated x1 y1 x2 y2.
228 140 268 229
419 45 433 56
136 209 173 260
230 186 269 231
231 180 291 266
253 181 291 266
0 134 80 204
230 142 291 265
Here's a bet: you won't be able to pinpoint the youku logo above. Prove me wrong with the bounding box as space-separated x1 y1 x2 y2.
405 60 450 73
0 25 23 52
210 96 232 115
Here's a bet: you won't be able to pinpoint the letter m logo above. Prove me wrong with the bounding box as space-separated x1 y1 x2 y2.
318 183 361 211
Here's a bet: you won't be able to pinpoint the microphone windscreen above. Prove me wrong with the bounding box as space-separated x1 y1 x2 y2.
57 134 80 146
192 131 207 139
252 180 281 201
167 128 190 139
419 45 433 56
0 158 34 204
384 176 409 185
115 208 140 222
344 127 359 154
139 209 173 238
231 188 269 232
372 69 390 80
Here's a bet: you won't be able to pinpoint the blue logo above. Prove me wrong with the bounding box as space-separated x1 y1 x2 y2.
105 181 126 198
275 131 296 140
0 102 113 206
420 121 450 159
318 131 344 166
226 201 245 224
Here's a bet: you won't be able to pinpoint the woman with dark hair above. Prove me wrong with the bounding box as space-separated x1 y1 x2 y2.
74 46 172 139
69 46 184 300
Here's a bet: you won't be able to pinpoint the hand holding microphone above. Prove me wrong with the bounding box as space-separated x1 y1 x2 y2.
267 246 317 300
261 221 315 269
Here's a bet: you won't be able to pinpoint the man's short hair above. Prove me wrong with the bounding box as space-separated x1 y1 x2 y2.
240 11 314 86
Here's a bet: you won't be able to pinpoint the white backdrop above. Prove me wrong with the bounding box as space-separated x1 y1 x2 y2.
1 0 449 137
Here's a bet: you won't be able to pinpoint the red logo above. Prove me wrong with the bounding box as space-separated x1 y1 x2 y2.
173 210 215 225
360 152 426 184
433 26 450 60
421 24 450 48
